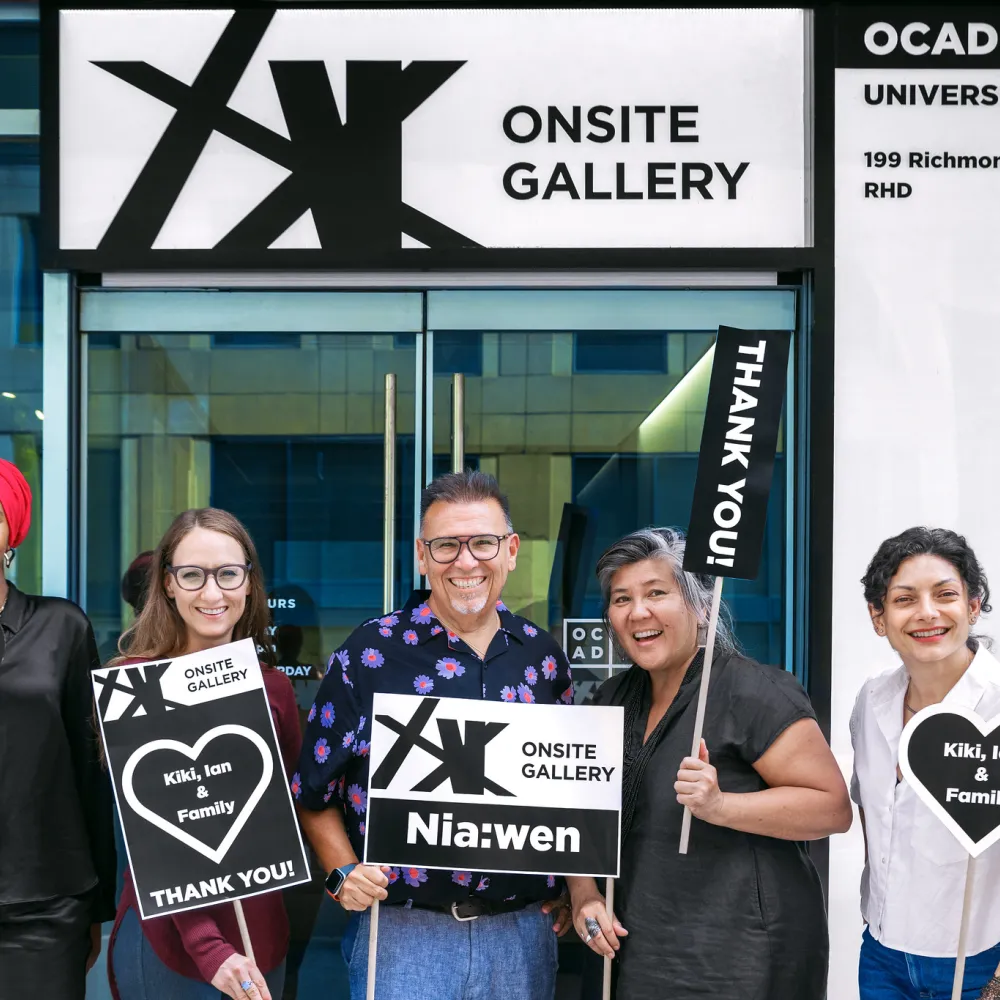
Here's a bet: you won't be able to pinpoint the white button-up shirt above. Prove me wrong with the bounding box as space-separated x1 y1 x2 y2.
850 645 1000 957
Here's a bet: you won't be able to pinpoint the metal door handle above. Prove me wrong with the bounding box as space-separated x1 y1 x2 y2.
451 372 465 474
383 373 396 615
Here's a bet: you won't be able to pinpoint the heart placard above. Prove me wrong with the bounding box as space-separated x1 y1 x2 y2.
899 705 1000 858
121 724 273 865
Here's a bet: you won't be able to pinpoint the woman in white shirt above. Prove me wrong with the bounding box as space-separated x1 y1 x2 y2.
852 527 1000 1000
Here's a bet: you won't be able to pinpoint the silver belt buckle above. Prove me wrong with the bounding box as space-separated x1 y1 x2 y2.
451 902 479 921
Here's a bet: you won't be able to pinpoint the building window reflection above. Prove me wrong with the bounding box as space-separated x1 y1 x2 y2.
0 17 42 591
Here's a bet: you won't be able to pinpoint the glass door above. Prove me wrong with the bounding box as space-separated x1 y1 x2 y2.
427 289 798 698
81 289 422 999
82 290 421 671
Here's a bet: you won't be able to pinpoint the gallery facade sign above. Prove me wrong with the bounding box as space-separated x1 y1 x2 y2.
46 6 809 268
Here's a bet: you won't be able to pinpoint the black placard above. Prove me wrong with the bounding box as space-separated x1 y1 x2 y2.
92 640 310 918
683 326 790 580
899 705 1000 857
364 693 622 878
837 7 1000 69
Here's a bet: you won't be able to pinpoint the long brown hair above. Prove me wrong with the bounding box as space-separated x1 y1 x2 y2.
113 508 275 668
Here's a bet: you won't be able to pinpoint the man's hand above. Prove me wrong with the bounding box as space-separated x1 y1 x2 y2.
541 893 572 936
332 864 391 911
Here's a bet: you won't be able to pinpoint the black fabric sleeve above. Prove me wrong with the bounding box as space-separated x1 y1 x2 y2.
726 657 817 765
63 617 118 923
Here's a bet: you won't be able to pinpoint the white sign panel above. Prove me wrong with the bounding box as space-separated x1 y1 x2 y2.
833 10 1000 999
54 6 807 266
364 694 623 878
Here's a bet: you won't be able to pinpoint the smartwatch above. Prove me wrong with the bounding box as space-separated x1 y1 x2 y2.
325 863 358 901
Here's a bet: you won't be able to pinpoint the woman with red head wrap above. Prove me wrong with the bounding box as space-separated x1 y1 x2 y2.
0 455 32 565
0 458 117 998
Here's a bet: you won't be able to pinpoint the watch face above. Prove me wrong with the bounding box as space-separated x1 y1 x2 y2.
326 864 355 896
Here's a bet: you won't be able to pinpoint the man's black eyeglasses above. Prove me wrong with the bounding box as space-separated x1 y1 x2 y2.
421 534 512 564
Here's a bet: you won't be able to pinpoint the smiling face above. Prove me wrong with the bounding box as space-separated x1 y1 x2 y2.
164 526 250 654
417 500 519 620
871 553 980 669
607 558 701 674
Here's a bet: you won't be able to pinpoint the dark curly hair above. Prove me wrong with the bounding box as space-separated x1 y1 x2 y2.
862 527 991 649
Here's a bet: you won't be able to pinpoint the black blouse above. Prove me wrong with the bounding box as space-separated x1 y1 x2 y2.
0 584 117 921
590 650 828 1000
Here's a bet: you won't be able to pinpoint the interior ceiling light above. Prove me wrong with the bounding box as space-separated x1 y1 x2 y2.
1 392 14 399
34 410 44 421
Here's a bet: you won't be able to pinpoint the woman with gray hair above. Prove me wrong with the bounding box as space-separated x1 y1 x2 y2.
566 527 851 1000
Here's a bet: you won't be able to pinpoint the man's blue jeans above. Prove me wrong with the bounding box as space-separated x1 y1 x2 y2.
860 927 1000 999
342 902 558 1000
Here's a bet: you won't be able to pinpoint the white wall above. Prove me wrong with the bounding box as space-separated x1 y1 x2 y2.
831 67 1000 1000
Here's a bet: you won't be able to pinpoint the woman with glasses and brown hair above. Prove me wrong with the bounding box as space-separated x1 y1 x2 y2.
107 509 301 1000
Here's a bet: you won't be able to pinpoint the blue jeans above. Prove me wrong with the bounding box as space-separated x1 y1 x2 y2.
341 902 558 1000
112 908 286 999
860 927 1000 999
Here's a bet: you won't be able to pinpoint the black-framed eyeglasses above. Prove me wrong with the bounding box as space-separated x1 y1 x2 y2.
421 534 512 564
166 564 251 591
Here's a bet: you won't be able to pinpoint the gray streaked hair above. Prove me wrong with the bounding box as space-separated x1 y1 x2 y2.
596 527 737 658
419 470 514 534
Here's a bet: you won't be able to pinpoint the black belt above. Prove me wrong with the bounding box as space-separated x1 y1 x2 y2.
395 896 536 920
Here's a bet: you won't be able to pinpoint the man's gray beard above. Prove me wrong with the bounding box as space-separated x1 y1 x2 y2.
450 593 488 616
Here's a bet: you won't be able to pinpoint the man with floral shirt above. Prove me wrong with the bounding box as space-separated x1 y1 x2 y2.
296 470 574 1000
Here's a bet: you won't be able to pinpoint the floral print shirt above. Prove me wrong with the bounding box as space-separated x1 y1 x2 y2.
295 590 574 907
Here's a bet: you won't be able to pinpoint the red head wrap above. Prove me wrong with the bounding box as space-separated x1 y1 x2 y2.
0 459 32 550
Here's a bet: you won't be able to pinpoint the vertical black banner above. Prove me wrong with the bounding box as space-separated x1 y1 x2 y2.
683 326 791 580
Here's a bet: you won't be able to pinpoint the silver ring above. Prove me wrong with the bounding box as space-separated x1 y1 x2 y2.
240 982 254 994
583 931 595 944
584 916 602 938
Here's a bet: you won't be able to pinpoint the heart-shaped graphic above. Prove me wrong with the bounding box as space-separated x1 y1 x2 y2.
899 705 1000 858
121 724 273 865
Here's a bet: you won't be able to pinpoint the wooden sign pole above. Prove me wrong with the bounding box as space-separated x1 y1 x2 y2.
678 575 724 855
233 898 255 963
366 898 380 1000
602 877 615 1000
951 854 977 1000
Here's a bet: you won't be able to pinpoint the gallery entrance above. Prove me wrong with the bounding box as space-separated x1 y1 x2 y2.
79 281 801 997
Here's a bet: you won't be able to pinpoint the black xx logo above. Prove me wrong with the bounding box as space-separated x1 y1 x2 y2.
372 698 513 796
91 9 479 253
95 662 181 722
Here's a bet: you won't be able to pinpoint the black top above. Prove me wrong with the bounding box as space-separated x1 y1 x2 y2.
0 584 117 921
590 650 828 1000
296 590 574 906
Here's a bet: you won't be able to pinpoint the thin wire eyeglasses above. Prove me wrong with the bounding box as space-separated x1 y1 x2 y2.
166 564 251 591
421 534 512 564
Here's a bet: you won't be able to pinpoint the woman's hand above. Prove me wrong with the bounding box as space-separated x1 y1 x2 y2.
675 739 727 824
569 882 627 959
541 893 572 936
211 953 272 1000
977 975 1000 999
85 923 102 972
334 864 390 911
